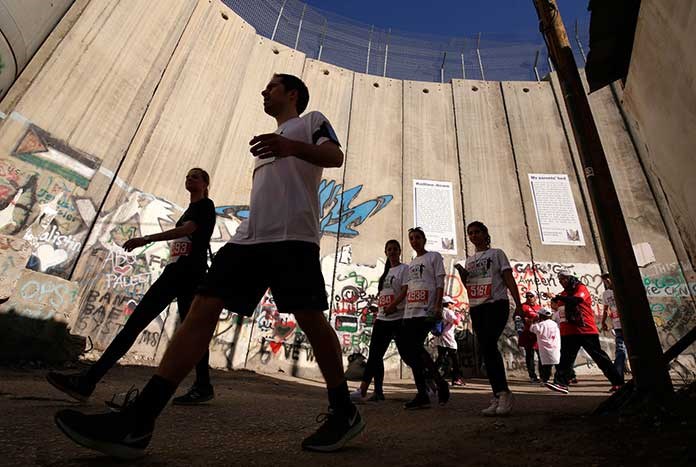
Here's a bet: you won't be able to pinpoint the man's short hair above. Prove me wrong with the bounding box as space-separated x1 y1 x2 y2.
274 73 309 114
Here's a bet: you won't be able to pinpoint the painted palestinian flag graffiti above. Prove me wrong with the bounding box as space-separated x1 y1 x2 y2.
12 124 101 189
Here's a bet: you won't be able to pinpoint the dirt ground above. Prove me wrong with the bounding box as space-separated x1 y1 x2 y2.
0 365 694 466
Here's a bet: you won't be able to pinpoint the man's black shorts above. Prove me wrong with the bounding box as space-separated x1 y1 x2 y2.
197 241 328 316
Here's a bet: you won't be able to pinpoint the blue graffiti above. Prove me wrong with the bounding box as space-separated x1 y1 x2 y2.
215 179 392 237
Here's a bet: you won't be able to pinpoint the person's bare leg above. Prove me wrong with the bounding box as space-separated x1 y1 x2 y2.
155 295 224 384
292 310 344 387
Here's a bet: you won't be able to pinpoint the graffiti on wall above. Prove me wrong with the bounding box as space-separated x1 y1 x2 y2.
0 269 79 322
0 235 32 299
0 123 102 277
215 179 393 238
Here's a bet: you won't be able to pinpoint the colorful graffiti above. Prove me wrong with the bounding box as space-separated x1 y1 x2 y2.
0 125 104 276
215 179 393 238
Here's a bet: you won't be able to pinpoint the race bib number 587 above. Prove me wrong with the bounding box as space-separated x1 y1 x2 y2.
466 277 492 307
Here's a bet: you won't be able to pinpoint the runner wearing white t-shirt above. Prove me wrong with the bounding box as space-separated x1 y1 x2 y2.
601 274 627 382
454 221 522 417
351 240 408 403
54 74 364 456
400 227 450 410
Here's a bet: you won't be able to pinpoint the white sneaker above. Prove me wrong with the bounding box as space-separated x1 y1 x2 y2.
481 397 499 416
350 389 368 404
496 390 514 415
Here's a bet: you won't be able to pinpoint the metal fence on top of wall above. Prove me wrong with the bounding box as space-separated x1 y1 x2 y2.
222 0 590 82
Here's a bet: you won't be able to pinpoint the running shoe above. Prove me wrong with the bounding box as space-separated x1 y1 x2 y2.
570 377 579 384
608 385 623 393
545 381 570 394
350 389 368 404
481 397 499 417
404 393 431 410
496 391 514 415
171 384 214 405
105 386 139 412
301 405 365 452
54 406 152 460
367 392 385 402
530 377 541 383
452 378 466 386
46 371 95 402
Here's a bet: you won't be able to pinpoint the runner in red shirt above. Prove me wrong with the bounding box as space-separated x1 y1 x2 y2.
545 269 624 394
517 291 541 383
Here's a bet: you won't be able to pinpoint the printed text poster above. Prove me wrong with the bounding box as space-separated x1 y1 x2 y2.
529 174 585 246
413 179 457 255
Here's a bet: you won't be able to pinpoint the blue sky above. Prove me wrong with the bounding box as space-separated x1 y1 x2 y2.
304 0 590 40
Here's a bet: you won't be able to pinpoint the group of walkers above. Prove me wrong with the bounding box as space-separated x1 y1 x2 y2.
44 73 626 460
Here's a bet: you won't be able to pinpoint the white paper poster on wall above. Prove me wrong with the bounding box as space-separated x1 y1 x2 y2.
529 173 585 246
413 179 457 255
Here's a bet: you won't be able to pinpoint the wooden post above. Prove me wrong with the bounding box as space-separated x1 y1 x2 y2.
532 0 673 397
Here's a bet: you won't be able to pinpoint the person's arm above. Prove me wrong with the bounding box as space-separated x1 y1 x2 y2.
434 287 444 320
502 269 523 316
384 285 408 315
454 262 468 285
250 134 343 168
123 221 197 252
601 304 609 331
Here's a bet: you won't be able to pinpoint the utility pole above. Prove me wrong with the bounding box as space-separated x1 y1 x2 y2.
532 0 673 398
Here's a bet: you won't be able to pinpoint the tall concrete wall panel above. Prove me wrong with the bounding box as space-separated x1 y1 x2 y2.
624 0 696 272
588 80 696 370
0 0 198 281
333 73 404 378
69 1 258 366
402 81 465 264
452 80 529 262
0 0 75 99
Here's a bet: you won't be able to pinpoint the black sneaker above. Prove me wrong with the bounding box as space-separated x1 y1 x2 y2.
403 393 431 410
54 407 152 460
437 380 450 405
105 386 139 412
171 384 214 405
46 371 95 402
301 405 365 452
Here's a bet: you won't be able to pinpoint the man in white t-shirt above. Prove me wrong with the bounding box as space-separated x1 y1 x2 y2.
601 273 627 382
55 74 364 457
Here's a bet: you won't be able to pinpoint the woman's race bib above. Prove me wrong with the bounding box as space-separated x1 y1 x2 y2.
466 276 492 307
406 288 430 307
377 290 396 313
169 237 192 263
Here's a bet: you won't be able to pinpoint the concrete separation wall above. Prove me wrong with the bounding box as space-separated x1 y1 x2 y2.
0 0 693 378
